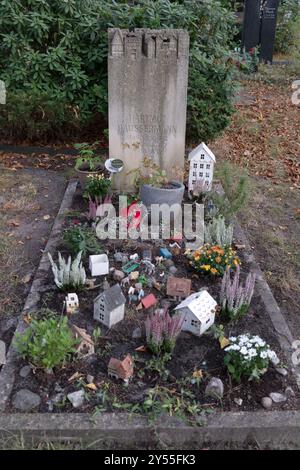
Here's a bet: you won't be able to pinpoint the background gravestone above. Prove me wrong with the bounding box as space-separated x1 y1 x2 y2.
260 0 279 63
242 0 261 52
108 28 189 191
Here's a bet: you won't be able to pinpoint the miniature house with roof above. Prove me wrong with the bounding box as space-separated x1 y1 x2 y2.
94 284 126 328
167 277 191 302
108 354 134 384
65 293 79 316
188 142 216 193
174 289 217 336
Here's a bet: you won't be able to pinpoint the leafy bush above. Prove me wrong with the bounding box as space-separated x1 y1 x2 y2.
210 164 250 220
220 265 256 322
63 225 100 258
14 314 77 370
0 0 236 142
186 244 240 276
48 251 86 290
274 0 300 55
224 334 278 383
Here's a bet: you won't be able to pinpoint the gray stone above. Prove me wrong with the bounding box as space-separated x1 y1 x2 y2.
12 389 41 411
261 397 272 409
113 269 125 282
285 386 295 397
164 259 174 268
19 365 31 378
169 266 178 275
275 367 288 377
132 327 142 339
87 375 94 384
114 252 128 264
67 390 85 408
234 398 243 406
205 377 224 400
269 392 287 403
0 340 6 365
270 355 280 366
108 28 189 191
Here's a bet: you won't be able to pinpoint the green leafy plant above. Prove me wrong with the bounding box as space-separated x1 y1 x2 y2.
48 251 86 290
210 164 250 220
63 225 100 258
129 157 184 190
224 334 279 383
83 174 111 201
14 314 77 370
74 142 103 171
274 0 300 55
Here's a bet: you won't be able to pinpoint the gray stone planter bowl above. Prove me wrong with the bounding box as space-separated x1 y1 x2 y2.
140 181 185 208
75 164 103 189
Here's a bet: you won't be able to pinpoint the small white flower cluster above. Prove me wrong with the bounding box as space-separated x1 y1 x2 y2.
225 334 278 363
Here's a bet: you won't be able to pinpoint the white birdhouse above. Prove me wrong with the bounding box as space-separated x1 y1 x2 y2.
174 289 217 336
65 293 79 315
188 142 216 193
89 254 109 276
94 284 126 328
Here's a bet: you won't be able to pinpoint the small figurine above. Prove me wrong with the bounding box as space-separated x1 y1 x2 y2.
65 293 79 316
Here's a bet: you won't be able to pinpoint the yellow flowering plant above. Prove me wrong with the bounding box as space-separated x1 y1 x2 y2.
186 244 240 276
83 173 111 201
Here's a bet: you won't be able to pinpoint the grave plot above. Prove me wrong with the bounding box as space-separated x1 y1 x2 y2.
1 166 299 422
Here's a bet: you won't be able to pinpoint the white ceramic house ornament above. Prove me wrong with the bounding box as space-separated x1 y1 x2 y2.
188 142 216 194
174 289 217 336
94 284 126 328
65 293 79 315
89 254 109 277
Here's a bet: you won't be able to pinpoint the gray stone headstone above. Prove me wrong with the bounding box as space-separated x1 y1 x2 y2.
260 0 279 63
242 0 261 52
108 28 189 191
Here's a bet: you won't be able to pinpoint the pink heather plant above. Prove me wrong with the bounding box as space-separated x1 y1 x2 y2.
145 307 185 356
220 265 256 322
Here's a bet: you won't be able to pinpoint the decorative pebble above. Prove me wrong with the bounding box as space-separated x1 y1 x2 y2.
269 392 287 403
12 389 41 411
19 365 31 378
275 367 288 377
261 397 272 409
132 327 142 339
205 377 224 399
234 398 243 406
67 390 85 408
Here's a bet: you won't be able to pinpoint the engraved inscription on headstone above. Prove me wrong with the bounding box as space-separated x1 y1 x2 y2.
108 28 189 191
260 0 279 63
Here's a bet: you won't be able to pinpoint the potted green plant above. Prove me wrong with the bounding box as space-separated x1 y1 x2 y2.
130 157 185 209
74 142 104 188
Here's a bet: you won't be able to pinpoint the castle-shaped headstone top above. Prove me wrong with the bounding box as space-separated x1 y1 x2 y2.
109 28 188 60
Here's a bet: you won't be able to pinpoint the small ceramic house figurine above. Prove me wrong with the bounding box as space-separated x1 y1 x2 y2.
94 284 126 327
65 293 79 315
167 277 191 301
174 289 217 336
188 142 216 194
108 354 134 384
89 254 109 276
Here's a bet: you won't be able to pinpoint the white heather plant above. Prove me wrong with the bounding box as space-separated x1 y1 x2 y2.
48 251 86 290
224 334 279 383
220 265 256 322
204 216 233 248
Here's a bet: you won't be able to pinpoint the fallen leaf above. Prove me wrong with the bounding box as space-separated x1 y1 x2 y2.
23 313 32 324
68 371 83 382
135 345 146 352
43 215 51 220
85 383 97 391
22 274 31 284
219 336 230 349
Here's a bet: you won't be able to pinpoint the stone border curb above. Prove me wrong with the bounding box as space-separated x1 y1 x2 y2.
0 411 300 449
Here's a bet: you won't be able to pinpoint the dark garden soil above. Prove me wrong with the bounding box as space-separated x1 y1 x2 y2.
0 167 66 353
6 185 300 416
